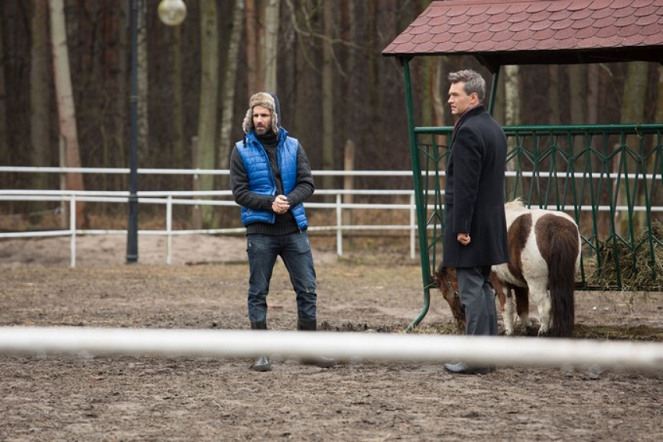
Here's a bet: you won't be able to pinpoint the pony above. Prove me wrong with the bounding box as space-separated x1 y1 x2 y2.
435 199 581 337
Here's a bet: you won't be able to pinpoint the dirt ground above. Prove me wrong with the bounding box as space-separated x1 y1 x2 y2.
1 235 663 441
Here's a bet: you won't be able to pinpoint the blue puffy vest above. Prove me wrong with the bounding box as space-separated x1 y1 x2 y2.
236 128 308 229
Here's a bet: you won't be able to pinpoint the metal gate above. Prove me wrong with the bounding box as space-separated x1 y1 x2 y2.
403 67 663 328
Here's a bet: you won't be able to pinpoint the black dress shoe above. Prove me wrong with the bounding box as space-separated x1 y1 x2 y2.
443 362 495 375
250 356 272 372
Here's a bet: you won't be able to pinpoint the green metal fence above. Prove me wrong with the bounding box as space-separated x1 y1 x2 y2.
407 123 663 328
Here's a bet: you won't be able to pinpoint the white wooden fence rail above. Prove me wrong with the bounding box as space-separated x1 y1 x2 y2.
1 167 660 267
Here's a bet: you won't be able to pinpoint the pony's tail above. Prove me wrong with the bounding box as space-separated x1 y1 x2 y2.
547 224 579 337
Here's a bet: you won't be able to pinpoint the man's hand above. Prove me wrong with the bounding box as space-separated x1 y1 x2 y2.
457 232 471 246
272 194 290 215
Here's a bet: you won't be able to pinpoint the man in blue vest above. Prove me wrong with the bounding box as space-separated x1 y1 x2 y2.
229 92 335 372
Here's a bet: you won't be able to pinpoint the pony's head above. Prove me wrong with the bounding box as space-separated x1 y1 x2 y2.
435 266 509 331
434 266 465 329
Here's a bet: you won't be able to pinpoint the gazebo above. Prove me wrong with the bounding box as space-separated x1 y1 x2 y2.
382 0 663 328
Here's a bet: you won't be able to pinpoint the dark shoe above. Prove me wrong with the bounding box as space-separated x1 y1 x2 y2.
250 320 272 371
297 318 318 331
297 318 337 368
250 356 272 372
300 356 336 368
443 362 495 375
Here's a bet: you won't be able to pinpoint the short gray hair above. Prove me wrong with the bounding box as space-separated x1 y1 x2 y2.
448 69 486 102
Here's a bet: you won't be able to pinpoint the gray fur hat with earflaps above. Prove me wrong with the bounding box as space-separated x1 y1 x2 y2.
242 92 281 135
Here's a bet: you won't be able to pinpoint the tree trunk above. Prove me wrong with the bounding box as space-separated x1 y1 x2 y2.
367 0 381 163
172 22 185 186
568 65 584 124
31 0 51 197
114 1 128 192
217 0 245 226
0 5 6 187
341 0 355 135
615 62 649 235
586 64 610 238
504 66 520 126
263 0 279 93
430 57 447 150
656 66 663 128
49 0 87 228
245 0 259 94
587 65 599 125
504 65 520 198
547 66 560 125
654 65 663 207
321 0 334 190
430 58 446 127
420 0 435 128
567 65 585 207
197 0 219 228
218 0 245 172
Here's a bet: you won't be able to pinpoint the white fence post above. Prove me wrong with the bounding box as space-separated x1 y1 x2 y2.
410 193 416 260
70 194 76 268
166 196 173 265
336 193 343 257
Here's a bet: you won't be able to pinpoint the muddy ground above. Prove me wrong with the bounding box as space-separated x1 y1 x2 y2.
1 235 663 441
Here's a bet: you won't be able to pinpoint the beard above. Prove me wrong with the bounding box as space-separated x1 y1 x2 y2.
255 125 269 135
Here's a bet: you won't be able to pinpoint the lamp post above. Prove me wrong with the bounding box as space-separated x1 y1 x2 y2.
126 0 187 263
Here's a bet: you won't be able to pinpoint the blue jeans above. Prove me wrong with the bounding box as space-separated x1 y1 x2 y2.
246 232 317 323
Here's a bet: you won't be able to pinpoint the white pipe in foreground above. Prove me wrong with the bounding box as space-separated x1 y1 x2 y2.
0 327 662 371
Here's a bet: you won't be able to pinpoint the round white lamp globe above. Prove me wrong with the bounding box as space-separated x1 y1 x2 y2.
158 0 187 26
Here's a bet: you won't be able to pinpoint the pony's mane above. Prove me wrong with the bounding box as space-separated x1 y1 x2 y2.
505 197 528 212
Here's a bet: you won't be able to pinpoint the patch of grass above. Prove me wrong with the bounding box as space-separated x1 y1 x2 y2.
586 220 663 291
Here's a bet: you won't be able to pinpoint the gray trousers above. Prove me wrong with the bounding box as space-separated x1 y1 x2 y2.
457 266 498 336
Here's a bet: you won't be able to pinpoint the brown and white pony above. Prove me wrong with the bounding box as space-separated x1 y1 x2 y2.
435 199 581 337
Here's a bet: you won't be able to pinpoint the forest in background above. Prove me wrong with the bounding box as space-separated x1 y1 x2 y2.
1 0 662 229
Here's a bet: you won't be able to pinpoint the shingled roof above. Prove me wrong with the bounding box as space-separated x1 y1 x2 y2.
382 0 663 72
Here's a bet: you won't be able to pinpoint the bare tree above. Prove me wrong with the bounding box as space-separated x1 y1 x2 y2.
245 0 260 94
31 0 51 196
172 20 185 182
654 65 663 207
587 65 599 125
0 7 6 182
114 1 129 192
197 0 219 227
430 59 446 127
264 0 280 92
504 65 520 197
218 0 245 171
548 66 560 125
49 0 87 228
568 65 584 123
321 0 334 189
615 62 649 234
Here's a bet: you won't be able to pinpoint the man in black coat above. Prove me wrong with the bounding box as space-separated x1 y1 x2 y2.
442 70 509 375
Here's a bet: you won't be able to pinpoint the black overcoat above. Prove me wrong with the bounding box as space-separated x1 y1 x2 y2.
442 105 509 268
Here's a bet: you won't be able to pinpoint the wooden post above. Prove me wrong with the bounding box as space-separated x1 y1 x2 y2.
59 135 68 229
343 139 355 230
